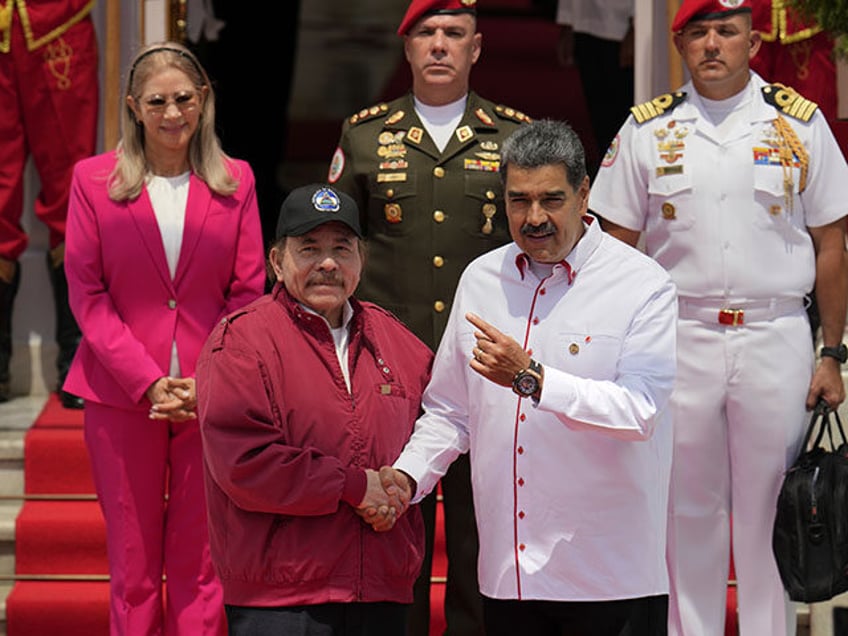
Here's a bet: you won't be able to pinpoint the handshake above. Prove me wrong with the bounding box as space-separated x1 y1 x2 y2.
355 466 416 532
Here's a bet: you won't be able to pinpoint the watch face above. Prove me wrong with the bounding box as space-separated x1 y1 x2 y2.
515 372 539 396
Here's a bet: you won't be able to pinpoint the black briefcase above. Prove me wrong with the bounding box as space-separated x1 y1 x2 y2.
772 400 848 603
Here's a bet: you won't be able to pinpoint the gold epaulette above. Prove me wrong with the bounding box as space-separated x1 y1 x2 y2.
762 84 818 122
494 105 532 124
630 92 687 124
348 103 390 126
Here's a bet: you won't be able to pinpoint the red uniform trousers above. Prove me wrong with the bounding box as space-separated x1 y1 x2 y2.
0 12 98 260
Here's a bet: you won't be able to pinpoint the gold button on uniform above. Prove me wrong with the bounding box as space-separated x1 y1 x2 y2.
434 300 445 313
433 166 445 178
433 210 445 223
433 256 444 268
485 190 496 200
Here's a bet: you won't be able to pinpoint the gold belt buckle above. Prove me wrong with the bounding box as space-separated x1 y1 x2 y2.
719 308 744 326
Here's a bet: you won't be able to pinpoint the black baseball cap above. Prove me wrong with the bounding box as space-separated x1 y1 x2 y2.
275 184 363 239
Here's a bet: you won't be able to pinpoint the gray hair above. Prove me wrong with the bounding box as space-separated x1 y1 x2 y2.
499 119 587 190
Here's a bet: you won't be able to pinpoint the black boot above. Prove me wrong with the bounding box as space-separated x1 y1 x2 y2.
0 262 20 402
47 248 84 409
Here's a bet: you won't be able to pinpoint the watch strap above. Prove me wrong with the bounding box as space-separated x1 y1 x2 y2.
821 344 848 364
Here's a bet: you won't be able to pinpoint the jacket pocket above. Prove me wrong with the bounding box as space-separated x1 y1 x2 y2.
647 171 695 232
461 173 511 244
753 164 801 229
365 174 419 237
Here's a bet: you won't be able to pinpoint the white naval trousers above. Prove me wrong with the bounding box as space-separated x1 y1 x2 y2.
667 309 813 636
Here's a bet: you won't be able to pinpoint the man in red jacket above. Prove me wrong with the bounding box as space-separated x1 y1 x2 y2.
0 0 98 406
197 184 434 636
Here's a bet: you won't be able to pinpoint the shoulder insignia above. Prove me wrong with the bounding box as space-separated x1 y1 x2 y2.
384 109 406 126
494 105 532 124
762 84 818 122
630 92 687 124
349 103 390 126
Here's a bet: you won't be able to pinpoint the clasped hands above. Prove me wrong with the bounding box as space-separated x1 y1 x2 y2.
146 376 197 421
355 466 415 532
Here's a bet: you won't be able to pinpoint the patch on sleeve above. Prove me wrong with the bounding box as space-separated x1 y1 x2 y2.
601 134 620 168
328 146 345 183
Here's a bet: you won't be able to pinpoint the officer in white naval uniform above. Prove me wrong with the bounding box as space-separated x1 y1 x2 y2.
589 1 848 634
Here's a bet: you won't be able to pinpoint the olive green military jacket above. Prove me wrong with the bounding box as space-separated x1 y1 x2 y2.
329 91 529 350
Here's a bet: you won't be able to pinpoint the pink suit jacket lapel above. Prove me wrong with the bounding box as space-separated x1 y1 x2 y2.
127 187 172 288
126 173 213 289
173 173 212 286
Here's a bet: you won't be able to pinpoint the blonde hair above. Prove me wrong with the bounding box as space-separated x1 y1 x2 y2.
108 41 239 201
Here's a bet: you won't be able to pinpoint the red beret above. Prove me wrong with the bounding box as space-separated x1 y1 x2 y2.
397 0 477 36
671 0 753 32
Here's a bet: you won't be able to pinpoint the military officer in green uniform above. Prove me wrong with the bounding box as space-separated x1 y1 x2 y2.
328 0 529 634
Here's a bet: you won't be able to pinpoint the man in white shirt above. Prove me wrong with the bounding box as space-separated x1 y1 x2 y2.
327 1 529 632
384 119 677 635
589 0 848 634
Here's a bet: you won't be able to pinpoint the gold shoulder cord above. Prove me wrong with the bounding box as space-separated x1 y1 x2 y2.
773 114 809 213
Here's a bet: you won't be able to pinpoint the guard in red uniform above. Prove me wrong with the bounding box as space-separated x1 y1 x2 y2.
0 0 98 406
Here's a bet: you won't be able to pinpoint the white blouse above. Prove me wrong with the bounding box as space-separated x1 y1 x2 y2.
147 171 190 376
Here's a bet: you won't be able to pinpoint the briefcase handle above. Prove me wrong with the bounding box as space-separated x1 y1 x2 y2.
801 399 847 453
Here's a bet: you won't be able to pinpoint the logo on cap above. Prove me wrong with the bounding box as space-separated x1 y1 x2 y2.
312 187 341 213
719 0 743 7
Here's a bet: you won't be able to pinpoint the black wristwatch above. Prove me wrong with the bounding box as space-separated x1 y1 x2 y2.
512 359 543 398
820 343 848 364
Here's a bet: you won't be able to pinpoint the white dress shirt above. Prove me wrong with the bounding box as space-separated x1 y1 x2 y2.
395 219 677 601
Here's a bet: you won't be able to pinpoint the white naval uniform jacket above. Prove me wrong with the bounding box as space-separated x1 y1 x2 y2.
395 219 677 602
589 72 848 303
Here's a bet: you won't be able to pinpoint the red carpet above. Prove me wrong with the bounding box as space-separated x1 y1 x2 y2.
6 393 109 636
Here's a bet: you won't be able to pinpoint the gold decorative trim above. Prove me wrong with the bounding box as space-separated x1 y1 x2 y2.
15 0 95 52
758 2 822 45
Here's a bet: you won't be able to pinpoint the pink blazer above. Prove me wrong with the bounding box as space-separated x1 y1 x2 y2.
63 151 265 410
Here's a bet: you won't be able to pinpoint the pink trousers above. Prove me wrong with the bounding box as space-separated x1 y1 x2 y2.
84 402 226 635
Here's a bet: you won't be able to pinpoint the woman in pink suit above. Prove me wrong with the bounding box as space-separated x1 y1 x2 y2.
63 41 265 635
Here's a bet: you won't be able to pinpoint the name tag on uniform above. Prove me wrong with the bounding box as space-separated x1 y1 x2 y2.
656 165 683 177
377 172 407 183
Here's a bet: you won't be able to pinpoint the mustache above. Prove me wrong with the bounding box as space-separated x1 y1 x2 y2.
520 222 556 237
307 273 344 287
